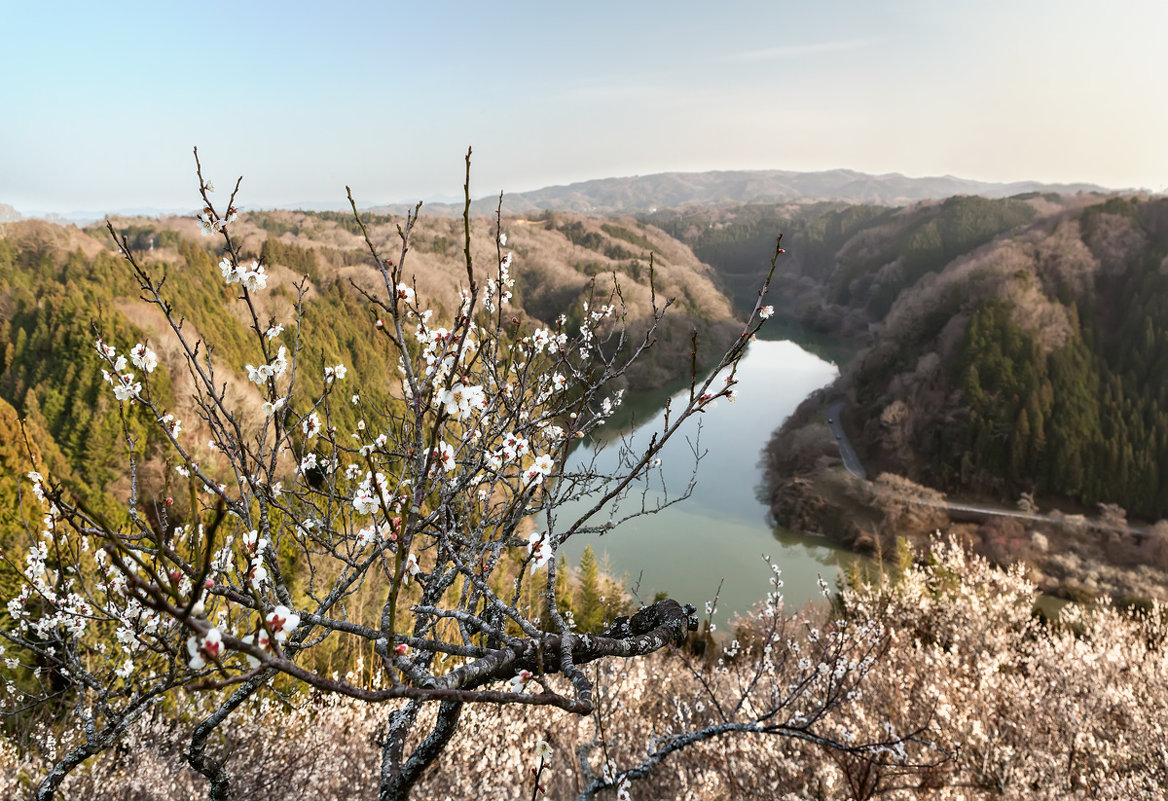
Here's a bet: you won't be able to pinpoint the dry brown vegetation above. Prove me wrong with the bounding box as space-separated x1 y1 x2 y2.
5 538 1167 800
100 208 741 391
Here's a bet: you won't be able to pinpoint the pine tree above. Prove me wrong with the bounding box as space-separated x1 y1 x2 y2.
577 546 603 633
1009 409 1030 483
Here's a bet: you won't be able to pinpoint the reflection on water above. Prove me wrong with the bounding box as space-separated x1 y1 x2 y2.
558 339 859 628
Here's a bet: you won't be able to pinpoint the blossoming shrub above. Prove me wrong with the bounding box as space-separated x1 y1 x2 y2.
4 536 1166 799
839 537 1168 799
0 599 902 800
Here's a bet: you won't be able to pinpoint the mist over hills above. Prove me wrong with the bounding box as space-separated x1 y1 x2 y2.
370 169 1114 217
6 169 1116 224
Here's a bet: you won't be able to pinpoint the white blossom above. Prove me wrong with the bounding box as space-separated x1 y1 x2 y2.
302 411 322 438
266 606 300 642
129 343 158 373
187 628 223 669
526 532 553 571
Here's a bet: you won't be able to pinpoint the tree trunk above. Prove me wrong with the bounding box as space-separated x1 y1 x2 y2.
187 670 274 800
380 701 463 801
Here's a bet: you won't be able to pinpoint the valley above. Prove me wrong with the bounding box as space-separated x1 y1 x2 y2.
4 184 1168 612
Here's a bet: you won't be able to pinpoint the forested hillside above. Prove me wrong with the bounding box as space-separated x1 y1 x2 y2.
0 211 738 548
745 193 1168 522
651 193 1079 325
848 196 1168 519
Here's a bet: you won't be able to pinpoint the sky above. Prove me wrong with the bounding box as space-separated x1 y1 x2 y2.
3 0 1167 216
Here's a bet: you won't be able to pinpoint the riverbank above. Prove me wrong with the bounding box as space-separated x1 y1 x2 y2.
765 392 1168 606
559 338 859 628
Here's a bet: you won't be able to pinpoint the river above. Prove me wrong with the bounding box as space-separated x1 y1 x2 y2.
558 337 859 629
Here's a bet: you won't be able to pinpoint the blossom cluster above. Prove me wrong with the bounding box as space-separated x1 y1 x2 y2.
196 204 237 235
245 345 288 386
219 257 268 292
483 251 514 310
526 532 553 571
96 338 157 402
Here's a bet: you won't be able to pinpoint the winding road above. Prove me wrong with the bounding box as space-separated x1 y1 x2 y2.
826 401 866 480
824 402 1149 538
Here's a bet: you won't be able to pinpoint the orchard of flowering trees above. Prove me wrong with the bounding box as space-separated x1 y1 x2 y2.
0 151 927 800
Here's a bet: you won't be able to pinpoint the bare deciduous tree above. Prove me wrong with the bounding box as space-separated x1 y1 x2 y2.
2 150 925 800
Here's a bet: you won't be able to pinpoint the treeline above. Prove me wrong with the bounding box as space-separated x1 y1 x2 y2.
652 202 882 312
260 236 321 282
550 546 627 634
949 299 1167 517
852 195 1035 316
0 236 170 516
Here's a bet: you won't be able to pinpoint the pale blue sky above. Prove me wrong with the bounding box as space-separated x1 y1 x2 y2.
3 1 1166 214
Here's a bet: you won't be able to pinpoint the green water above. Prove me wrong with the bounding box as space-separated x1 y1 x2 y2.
557 338 859 629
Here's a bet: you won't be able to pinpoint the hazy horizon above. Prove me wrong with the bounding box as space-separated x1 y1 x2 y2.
4 1 1166 215
2 165 1125 223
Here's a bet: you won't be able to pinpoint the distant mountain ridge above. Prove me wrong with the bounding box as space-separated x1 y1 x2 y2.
8 169 1116 224
370 169 1114 217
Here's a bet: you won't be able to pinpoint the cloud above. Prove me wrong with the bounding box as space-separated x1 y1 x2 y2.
722 39 878 62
